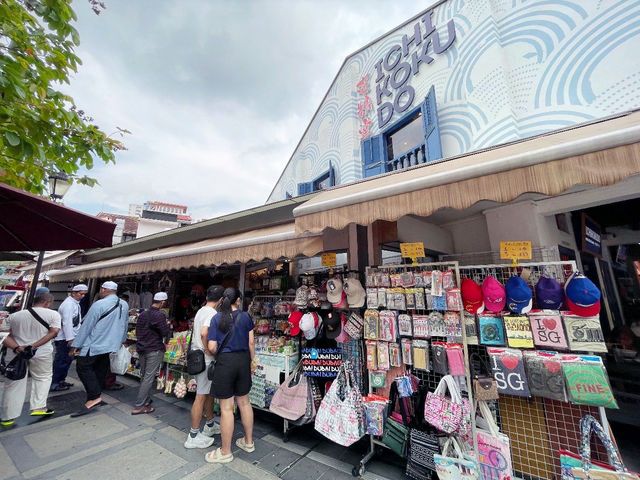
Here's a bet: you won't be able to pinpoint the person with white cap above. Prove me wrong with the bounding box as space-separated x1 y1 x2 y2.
50 284 89 392
69 281 129 417
131 292 172 415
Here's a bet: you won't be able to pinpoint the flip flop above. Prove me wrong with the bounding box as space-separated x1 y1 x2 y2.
70 403 101 418
30 408 55 416
131 406 155 415
50 385 70 392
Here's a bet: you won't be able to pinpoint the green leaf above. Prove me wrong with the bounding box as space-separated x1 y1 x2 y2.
4 132 20 146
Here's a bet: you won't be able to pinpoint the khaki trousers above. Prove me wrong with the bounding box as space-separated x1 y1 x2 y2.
1 353 53 420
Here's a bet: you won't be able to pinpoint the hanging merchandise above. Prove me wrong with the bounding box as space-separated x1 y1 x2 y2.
379 310 398 342
290 376 320 427
562 313 607 353
528 310 569 350
475 401 514 480
344 312 364 339
377 341 391 371
535 275 565 310
434 437 480 480
429 311 447 337
424 375 470 435
431 342 448 375
367 288 379 309
413 314 429 338
369 370 387 388
314 363 366 447
478 314 506 346
389 343 402 368
415 288 426 310
559 415 639 479
431 270 444 296
269 362 309 421
406 429 442 479
444 311 463 338
562 355 618 409
366 340 378 370
398 314 413 337
464 313 479 345
503 315 534 349
504 276 533 314
470 353 499 401
412 339 429 371
301 346 342 378
362 395 388 436
482 276 506 313
564 271 601 317
377 287 388 308
445 343 465 377
461 278 485 314
364 309 380 340
382 416 411 458
174 376 187 399
405 288 417 310
487 348 531 397
344 277 366 308
523 351 567 402
445 288 463 312
401 338 414 365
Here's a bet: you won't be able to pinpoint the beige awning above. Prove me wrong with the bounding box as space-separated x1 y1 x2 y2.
294 111 640 234
49 224 323 282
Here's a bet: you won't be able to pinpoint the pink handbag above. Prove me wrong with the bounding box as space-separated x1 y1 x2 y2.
269 362 308 421
424 375 469 434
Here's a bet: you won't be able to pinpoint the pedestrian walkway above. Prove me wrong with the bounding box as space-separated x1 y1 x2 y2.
0 372 405 480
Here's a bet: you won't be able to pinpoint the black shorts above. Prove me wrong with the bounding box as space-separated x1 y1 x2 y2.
210 351 252 399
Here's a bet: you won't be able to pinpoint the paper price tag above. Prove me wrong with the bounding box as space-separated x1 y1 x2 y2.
400 242 425 263
500 241 532 264
321 252 337 267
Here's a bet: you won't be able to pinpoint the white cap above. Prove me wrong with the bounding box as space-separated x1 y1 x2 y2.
299 312 319 340
344 278 366 308
101 281 118 290
326 278 343 304
153 292 168 301
72 284 88 292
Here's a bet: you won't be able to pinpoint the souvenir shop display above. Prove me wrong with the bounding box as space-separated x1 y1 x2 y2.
269 362 309 421
407 429 442 479
433 437 479 480
562 313 607 353
470 353 499 401
562 355 618 409
487 347 531 397
523 351 567 402
503 315 534 349
529 310 569 350
475 400 514 480
424 375 470 435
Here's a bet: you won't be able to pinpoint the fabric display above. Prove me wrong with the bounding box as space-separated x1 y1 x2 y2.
470 353 499 401
412 340 429 371
529 311 569 350
398 314 413 336
562 313 607 352
445 343 465 377
406 429 442 479
429 312 447 337
559 414 639 479
344 312 364 339
341 338 365 393
475 400 514 480
413 314 430 338
364 309 380 340
478 314 506 346
505 276 533 314
434 437 480 480
301 347 342 378
402 338 413 365
369 370 387 388
269 362 310 421
379 310 398 342
362 394 388 436
377 341 391 371
389 343 402 367
431 342 448 375
503 315 534 349
562 355 618 409
314 363 366 447
424 375 470 435
463 313 479 345
487 348 531 397
523 351 567 402
366 340 378 370
444 311 462 337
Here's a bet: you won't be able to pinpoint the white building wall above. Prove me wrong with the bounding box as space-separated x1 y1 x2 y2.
397 216 454 254
136 218 179 238
442 215 492 254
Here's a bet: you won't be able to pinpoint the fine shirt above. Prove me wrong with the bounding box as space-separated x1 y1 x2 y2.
208 310 254 354
57 296 82 342
136 307 171 354
192 305 217 362
72 295 129 356
8 307 61 359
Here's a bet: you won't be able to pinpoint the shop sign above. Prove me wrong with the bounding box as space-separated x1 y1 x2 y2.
581 213 602 257
500 241 532 264
374 9 456 129
321 252 337 267
400 242 425 264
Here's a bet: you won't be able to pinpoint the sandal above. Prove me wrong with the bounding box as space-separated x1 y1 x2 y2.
30 408 55 416
205 448 234 464
131 405 155 415
235 437 255 453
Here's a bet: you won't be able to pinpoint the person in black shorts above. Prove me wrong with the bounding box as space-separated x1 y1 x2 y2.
205 288 256 464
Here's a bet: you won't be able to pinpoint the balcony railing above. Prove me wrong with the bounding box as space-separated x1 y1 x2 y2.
386 143 427 172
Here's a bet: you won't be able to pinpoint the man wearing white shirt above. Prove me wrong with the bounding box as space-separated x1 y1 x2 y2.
50 284 88 392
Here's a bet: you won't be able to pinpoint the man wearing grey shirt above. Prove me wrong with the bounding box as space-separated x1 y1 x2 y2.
70 281 128 417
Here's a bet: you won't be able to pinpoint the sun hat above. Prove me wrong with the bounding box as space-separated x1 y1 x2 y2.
505 276 533 314
153 292 168 301
288 311 304 336
482 276 506 313
101 281 118 290
72 284 89 292
461 278 484 314
344 277 366 308
564 271 601 317
326 278 343 304
535 276 564 310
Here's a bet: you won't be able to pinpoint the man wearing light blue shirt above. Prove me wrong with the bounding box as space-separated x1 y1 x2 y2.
70 281 128 417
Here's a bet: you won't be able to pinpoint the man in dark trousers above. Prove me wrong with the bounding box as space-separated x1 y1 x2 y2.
131 292 171 415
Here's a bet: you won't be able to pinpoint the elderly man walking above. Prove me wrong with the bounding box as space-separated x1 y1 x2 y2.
50 284 88 392
0 292 61 427
70 281 128 417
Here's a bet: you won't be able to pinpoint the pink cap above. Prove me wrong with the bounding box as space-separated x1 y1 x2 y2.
482 276 506 313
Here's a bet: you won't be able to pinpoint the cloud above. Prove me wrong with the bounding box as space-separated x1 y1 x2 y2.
63 0 426 220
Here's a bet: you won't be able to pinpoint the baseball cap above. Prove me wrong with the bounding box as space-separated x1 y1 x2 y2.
505 276 533 314
299 312 320 340
326 278 343 304
565 271 601 317
344 278 366 308
332 291 348 309
323 311 342 339
535 276 564 310
72 284 88 292
101 281 118 290
154 292 168 301
482 276 506 313
295 286 309 308
35 286 50 295
461 278 484 314
288 311 304 336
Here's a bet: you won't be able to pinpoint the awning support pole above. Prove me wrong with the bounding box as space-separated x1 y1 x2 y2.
239 262 247 310
27 250 45 307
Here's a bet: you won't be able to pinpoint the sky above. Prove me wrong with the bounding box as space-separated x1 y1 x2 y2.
62 0 427 221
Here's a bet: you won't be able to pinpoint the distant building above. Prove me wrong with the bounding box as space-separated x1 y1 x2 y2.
96 213 138 243
128 204 142 217
141 201 192 226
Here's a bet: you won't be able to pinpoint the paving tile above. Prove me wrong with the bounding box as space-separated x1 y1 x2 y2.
319 467 357 480
226 458 280 480
281 457 331 480
307 451 356 475
0 442 19 480
365 458 406 479
262 434 309 456
233 437 278 462
254 447 301 476
199 465 251 480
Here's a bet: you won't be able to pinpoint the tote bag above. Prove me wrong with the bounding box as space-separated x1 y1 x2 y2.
475 401 514 480
269 362 308 421
424 375 468 434
434 437 480 480
314 363 365 446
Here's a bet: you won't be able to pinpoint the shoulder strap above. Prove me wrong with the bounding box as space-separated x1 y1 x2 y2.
98 299 121 323
28 308 50 331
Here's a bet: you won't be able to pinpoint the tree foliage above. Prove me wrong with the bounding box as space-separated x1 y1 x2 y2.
0 0 126 194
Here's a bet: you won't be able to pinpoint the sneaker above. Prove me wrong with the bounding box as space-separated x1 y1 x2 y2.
201 422 221 436
235 437 255 453
184 433 215 449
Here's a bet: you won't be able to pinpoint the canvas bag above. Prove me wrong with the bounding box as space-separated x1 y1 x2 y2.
407 428 441 474
269 361 308 421
562 357 618 409
560 415 639 480
424 375 469 434
291 376 321 426
475 400 514 480
314 363 365 446
434 437 480 480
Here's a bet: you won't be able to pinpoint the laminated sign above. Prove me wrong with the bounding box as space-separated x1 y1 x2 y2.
503 315 534 349
301 348 342 378
528 311 569 350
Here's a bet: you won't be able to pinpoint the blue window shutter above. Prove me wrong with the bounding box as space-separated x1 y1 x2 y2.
421 86 443 163
297 182 312 196
362 134 385 178
328 162 336 187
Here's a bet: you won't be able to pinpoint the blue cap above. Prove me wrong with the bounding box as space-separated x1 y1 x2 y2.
535 276 564 310
505 276 533 314
35 286 50 296
565 272 601 316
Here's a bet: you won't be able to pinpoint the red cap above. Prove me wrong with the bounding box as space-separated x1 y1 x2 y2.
566 298 601 318
288 311 304 336
461 278 485 314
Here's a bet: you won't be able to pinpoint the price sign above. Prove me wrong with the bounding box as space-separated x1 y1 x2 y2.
321 252 337 267
500 241 532 264
400 242 425 264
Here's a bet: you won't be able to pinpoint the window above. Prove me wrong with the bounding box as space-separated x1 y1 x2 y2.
386 111 424 160
297 163 336 196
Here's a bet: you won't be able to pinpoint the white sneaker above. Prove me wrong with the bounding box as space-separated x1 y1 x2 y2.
201 422 221 436
184 432 215 449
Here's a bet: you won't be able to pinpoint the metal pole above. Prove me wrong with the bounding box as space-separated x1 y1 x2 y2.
27 250 45 307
